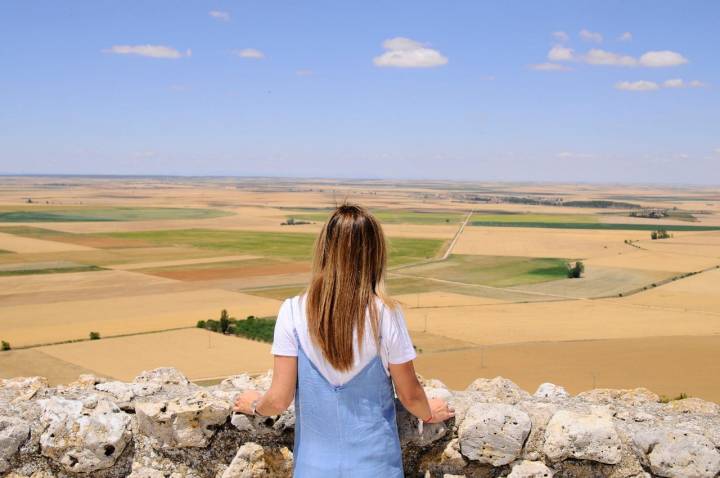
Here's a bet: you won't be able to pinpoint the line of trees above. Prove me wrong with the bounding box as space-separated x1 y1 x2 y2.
197 309 276 343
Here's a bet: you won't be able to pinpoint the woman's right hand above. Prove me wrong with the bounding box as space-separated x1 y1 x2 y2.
425 398 455 423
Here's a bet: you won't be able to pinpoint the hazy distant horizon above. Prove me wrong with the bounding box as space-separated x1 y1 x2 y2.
1 172 718 188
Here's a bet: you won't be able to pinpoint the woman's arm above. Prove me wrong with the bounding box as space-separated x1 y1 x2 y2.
389 360 454 423
233 355 297 416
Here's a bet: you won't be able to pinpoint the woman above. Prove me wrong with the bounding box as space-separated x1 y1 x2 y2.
233 204 454 477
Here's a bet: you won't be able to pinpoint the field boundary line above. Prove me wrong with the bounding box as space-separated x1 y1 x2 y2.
441 209 473 260
591 264 720 300
10 326 196 350
390 209 473 272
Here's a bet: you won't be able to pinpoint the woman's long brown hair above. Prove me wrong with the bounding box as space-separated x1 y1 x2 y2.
305 204 395 371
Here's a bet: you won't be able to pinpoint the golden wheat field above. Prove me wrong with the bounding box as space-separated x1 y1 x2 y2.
1 176 719 401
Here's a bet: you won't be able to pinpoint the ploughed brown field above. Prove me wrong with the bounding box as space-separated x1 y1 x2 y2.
1 176 719 402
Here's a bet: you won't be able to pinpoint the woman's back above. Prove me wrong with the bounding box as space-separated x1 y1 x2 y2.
272 295 417 386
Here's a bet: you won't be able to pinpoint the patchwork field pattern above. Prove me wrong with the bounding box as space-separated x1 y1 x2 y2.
1 177 719 401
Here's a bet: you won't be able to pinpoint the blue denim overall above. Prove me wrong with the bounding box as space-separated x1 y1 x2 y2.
292 326 404 477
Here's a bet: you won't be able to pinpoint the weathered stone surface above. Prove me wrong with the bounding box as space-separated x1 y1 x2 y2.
634 428 720 478
0 416 30 473
533 383 569 401
1 368 719 478
577 387 659 406
543 408 622 464
38 395 132 472
507 459 555 477
465 376 531 404
128 466 167 478
221 442 292 478
136 391 231 448
397 401 448 446
669 397 720 415
458 403 531 466
0 376 47 404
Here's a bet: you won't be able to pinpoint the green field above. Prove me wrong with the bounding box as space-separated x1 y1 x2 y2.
394 254 570 288
0 265 104 277
286 208 465 225
0 207 232 222
472 213 598 224
470 221 720 231
97 229 445 266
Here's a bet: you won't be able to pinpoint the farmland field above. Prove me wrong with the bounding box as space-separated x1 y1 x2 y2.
1 176 719 402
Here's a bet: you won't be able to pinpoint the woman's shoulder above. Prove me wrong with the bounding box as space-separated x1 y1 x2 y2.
376 296 405 327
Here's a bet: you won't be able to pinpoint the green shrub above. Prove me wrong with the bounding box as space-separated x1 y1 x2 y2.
196 320 206 328
233 316 276 343
1 340 10 351
89 331 101 340
566 261 585 279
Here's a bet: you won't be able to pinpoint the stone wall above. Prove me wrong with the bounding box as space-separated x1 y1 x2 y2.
1 368 719 478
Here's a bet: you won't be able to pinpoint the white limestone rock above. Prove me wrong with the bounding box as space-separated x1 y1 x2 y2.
38 395 131 472
128 466 167 478
669 398 720 415
634 428 720 478
0 376 48 404
543 408 621 464
0 416 30 473
221 442 293 478
507 460 555 478
465 377 531 404
458 403 531 466
135 391 231 448
577 388 659 406
533 383 569 400
440 438 467 468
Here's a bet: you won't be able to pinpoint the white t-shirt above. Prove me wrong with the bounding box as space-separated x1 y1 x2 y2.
271 295 417 386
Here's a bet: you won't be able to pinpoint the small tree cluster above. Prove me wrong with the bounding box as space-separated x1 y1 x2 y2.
1 340 10 351
89 331 101 340
198 310 276 343
651 229 672 240
566 261 585 279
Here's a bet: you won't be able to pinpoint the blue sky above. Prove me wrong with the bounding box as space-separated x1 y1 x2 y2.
1 1 718 183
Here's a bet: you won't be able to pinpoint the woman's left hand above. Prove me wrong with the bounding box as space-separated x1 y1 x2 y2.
233 390 263 415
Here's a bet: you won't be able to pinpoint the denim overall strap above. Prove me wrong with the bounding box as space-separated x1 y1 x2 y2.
292 299 402 477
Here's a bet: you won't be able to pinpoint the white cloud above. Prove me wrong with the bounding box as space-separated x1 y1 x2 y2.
663 78 684 88
639 50 688 67
545 45 688 69
663 78 707 88
583 49 637 66
296 69 313 76
104 45 189 59
209 10 230 22
552 31 569 43
373 37 448 68
618 32 633 42
580 29 603 43
530 62 572 71
548 45 575 61
615 80 660 91
234 48 264 59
